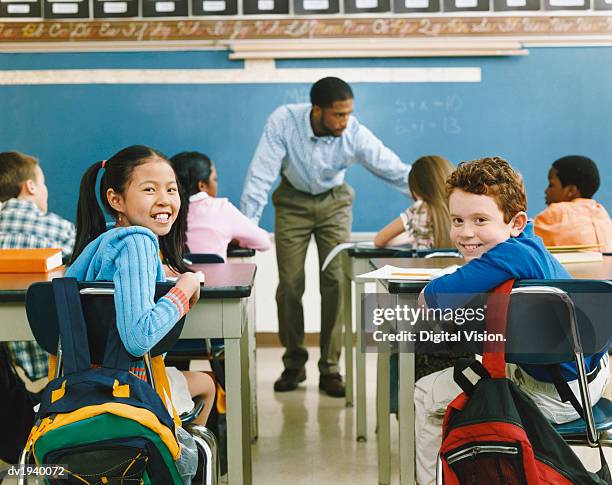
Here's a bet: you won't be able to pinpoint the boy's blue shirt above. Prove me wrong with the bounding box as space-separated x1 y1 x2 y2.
65 226 182 357
424 222 604 381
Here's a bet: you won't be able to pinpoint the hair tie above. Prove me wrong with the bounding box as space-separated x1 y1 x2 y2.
101 160 107 169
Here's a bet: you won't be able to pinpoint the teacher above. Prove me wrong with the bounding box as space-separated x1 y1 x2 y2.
240 77 411 397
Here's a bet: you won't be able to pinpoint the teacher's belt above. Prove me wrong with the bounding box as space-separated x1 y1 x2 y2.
281 175 339 197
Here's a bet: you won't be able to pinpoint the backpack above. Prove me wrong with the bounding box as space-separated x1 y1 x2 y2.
22 278 186 484
0 343 36 463
438 279 611 485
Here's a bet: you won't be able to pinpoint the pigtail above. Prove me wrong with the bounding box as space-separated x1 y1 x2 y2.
160 182 190 274
71 161 107 263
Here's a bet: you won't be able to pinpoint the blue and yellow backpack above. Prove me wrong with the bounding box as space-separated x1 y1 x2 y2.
21 278 187 484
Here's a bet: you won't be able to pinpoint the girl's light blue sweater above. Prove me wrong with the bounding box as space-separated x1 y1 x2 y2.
65 226 182 357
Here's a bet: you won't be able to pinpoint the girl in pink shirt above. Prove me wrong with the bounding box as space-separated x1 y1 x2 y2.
171 152 271 261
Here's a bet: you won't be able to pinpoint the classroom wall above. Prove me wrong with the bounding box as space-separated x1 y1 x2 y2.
1 46 611 233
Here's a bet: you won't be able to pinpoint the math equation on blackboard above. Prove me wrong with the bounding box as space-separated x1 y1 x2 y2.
394 95 463 137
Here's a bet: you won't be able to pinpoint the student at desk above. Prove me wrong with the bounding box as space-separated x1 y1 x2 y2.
375 155 457 390
414 157 609 485
0 151 76 390
374 155 453 250
534 155 612 252
67 145 218 484
171 151 270 261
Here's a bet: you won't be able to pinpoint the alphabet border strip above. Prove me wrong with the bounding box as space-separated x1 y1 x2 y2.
2 16 612 43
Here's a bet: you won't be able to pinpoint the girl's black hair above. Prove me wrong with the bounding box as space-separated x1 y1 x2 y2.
71 145 189 273
170 151 213 197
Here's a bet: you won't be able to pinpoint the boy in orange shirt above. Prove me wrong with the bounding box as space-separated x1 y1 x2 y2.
534 155 612 251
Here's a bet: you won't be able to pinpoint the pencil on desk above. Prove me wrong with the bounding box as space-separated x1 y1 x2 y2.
391 272 432 277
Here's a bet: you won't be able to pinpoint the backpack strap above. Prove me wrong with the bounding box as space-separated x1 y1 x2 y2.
51 278 92 374
453 357 490 395
52 278 133 372
481 279 515 379
545 364 585 419
150 355 182 430
101 319 134 371
596 445 612 483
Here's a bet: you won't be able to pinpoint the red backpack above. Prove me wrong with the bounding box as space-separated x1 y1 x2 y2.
438 280 611 485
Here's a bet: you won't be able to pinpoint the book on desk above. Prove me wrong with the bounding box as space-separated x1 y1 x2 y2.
0 248 63 273
547 244 604 264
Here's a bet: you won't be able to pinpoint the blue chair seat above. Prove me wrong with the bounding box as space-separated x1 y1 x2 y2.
554 398 612 435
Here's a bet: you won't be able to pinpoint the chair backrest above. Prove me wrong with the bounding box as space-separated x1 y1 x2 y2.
505 279 612 365
186 253 225 264
26 280 185 362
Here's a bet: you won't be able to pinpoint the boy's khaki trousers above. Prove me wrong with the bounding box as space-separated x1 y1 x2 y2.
272 177 354 375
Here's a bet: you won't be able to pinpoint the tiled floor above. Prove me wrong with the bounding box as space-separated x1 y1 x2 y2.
251 347 398 485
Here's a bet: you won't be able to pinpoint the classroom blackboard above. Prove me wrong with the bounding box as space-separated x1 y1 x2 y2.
0 47 611 232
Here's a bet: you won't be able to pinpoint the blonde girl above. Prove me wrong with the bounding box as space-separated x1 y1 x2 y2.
374 155 454 249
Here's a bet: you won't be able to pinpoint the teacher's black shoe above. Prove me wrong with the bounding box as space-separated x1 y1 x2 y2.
319 373 346 398
274 367 306 392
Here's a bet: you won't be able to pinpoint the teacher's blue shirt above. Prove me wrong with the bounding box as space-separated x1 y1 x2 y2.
240 103 411 223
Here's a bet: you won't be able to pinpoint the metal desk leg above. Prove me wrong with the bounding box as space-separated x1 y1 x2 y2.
230 254 258 443
376 347 391 485
343 255 354 408
355 279 367 441
398 293 416 485
248 284 258 442
225 307 252 485
399 352 416 485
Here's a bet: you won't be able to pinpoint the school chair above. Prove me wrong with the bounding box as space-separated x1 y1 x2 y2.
185 253 225 264
20 279 219 485
507 280 612 448
436 280 612 484
413 248 462 259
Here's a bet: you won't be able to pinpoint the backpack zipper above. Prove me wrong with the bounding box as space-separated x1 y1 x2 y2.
446 445 519 465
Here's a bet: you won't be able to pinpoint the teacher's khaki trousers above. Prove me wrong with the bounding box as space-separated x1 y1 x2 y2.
273 177 354 375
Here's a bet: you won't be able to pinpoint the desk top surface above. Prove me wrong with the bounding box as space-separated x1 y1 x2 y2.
347 244 460 259
348 244 414 258
371 256 612 294
0 263 257 302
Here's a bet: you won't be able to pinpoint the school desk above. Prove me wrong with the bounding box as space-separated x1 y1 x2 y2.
342 244 415 442
368 255 612 485
0 263 257 485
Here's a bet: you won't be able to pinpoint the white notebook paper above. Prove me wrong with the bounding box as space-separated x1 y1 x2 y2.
357 264 459 281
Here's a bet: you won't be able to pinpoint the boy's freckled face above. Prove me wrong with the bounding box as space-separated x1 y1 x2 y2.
449 189 514 262
115 160 181 237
